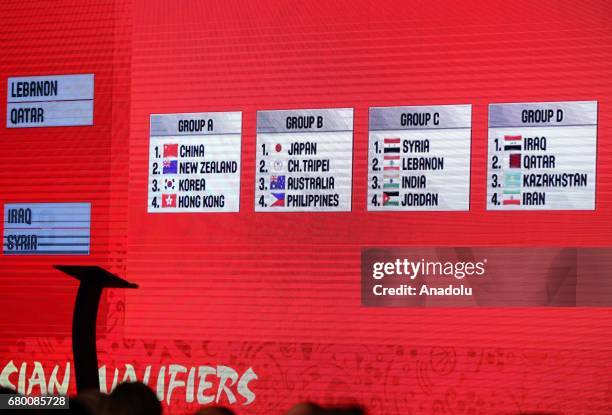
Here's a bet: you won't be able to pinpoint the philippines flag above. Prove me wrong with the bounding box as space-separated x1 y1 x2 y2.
271 193 285 207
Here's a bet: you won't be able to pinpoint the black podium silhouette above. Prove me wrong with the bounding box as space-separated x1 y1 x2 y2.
54 266 138 392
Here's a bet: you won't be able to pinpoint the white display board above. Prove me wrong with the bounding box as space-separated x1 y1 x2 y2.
147 112 242 213
368 105 472 211
7 74 94 128
255 108 354 212
3 203 91 255
487 101 597 210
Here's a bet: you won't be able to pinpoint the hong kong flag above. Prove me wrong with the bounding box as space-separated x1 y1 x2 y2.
164 143 178 158
162 194 177 208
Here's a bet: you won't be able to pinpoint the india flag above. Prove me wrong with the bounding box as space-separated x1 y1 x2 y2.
383 175 400 189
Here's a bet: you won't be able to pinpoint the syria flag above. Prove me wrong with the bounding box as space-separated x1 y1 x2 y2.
384 138 401 153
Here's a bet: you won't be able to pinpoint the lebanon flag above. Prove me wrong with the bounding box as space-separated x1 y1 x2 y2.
383 157 400 170
164 143 178 158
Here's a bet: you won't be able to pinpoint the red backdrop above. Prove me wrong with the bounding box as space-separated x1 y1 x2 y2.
1 0 612 414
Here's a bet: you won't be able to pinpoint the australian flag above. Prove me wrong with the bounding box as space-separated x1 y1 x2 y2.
270 175 286 190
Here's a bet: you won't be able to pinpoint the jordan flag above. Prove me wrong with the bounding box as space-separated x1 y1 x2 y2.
383 191 399 206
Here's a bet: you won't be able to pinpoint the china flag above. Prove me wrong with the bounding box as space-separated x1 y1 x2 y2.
164 143 178 157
